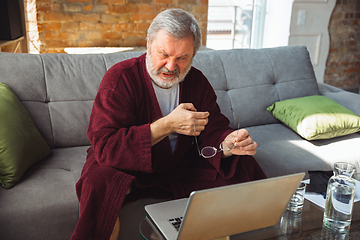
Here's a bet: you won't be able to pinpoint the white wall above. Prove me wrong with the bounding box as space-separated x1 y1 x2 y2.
288 0 336 83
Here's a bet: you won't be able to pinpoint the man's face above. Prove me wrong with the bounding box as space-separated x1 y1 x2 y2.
146 30 194 89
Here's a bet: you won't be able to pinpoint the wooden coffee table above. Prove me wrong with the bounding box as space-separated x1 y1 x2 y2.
140 199 360 239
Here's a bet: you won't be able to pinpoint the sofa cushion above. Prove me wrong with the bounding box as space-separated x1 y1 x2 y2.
0 146 87 240
0 83 52 189
267 95 360 140
247 123 360 178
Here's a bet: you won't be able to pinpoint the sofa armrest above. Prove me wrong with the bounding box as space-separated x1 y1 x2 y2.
318 83 360 116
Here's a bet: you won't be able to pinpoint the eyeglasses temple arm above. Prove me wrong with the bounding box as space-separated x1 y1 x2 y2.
230 107 241 131
194 120 201 156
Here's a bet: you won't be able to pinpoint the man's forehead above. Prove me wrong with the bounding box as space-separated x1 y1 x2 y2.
158 48 189 57
152 30 194 57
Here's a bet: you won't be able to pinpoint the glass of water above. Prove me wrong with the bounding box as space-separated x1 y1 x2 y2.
323 162 357 232
280 209 303 237
287 182 306 212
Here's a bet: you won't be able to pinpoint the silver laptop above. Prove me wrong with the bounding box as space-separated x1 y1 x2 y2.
145 172 305 240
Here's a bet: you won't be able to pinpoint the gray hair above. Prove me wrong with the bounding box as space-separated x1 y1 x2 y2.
147 9 202 57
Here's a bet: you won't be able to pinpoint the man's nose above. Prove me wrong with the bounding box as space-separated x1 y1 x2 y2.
165 59 178 72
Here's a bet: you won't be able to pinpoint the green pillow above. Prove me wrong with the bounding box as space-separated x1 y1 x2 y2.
267 95 360 140
0 82 51 189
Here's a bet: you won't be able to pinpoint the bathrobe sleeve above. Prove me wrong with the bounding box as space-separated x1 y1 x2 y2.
87 56 155 173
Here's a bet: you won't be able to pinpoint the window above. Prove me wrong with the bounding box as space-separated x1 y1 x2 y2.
206 0 267 50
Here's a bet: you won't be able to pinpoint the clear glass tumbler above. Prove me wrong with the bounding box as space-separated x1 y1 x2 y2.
287 182 306 212
323 162 357 232
280 209 303 237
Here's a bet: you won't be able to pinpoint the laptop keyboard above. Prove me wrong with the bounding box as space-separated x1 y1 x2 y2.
168 217 183 231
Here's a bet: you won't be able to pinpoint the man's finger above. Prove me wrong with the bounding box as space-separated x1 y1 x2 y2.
193 111 210 119
180 103 197 112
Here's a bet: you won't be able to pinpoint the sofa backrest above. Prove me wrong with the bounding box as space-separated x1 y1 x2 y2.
193 46 319 129
0 46 318 148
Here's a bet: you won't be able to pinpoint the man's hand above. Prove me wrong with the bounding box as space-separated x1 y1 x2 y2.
150 103 209 146
222 129 257 158
167 103 209 136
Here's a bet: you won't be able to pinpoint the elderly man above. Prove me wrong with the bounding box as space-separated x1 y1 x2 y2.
71 8 266 240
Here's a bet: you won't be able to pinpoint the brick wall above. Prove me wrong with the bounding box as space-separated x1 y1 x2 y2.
25 0 209 53
324 0 360 92
22 0 359 93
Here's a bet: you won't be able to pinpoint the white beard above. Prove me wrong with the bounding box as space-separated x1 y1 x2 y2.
146 51 192 89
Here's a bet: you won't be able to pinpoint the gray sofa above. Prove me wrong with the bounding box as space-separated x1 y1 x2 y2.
0 46 359 240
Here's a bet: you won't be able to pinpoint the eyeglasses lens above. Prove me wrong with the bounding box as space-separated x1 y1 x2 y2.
220 140 235 151
201 146 217 158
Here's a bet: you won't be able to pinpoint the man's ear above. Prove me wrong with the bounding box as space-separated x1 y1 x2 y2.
146 34 149 50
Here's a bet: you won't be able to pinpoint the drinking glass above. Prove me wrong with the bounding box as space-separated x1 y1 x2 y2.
280 209 303 237
287 182 306 212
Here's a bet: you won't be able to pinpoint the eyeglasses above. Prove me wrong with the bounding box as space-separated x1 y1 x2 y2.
195 108 241 158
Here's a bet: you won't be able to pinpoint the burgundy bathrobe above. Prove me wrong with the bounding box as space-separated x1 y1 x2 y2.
70 54 266 240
